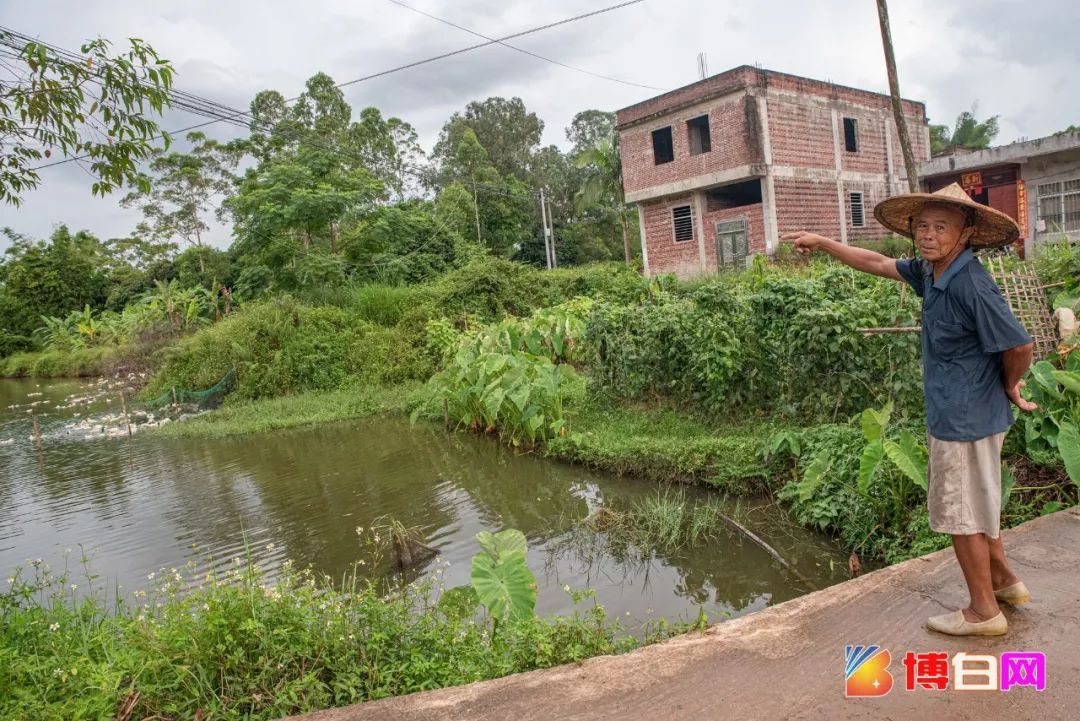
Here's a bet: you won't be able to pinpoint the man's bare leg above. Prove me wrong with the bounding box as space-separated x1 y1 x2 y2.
952 533 1001 621
988 535 1021 590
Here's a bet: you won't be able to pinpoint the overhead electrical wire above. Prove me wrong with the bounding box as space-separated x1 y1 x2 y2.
19 0 647 172
385 0 662 91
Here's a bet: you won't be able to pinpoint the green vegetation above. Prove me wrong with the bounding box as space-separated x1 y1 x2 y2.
1 536 685 721
153 383 418 439
587 488 734 552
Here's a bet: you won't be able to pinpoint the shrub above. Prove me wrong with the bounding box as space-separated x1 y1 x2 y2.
350 284 422 327
144 297 432 402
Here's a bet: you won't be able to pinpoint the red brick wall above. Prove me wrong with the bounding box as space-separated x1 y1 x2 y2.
640 196 766 277
701 203 766 268
845 180 896 241
841 116 888 174
988 183 1019 221
773 179 842 240
768 101 835 169
641 195 702 277
619 93 762 196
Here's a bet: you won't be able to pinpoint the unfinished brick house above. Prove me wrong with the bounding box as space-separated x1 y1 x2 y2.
615 65 931 277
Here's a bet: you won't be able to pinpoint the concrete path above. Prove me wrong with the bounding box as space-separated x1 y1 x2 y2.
288 507 1080 721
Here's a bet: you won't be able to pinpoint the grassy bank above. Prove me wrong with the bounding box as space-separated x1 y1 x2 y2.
154 383 421 439
1 547 686 721
553 397 785 494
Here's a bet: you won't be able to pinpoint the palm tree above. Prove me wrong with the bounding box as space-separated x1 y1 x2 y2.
930 110 1000 156
574 135 632 266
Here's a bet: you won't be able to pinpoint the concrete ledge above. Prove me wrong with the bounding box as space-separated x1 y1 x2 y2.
285 508 1080 721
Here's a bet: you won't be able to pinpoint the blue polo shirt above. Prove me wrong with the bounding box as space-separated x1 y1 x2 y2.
895 249 1032 441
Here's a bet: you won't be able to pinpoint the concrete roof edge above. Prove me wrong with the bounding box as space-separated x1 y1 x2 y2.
918 131 1080 177
615 65 926 130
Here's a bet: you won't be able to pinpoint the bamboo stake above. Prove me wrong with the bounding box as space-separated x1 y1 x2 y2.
856 326 922 334
31 414 42 453
119 392 132 439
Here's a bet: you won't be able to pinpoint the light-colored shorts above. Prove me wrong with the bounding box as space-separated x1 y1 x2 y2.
927 431 1007 538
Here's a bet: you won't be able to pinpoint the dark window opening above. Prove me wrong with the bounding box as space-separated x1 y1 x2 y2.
652 127 674 164
687 115 711 155
707 179 763 211
843 117 858 152
850 191 865 227
672 205 694 241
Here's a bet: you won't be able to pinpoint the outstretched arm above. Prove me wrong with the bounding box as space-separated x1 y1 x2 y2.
780 231 903 282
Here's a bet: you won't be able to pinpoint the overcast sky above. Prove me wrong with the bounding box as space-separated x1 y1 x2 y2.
1 0 1076 252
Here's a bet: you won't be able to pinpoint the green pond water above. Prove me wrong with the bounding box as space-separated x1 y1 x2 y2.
0 377 853 629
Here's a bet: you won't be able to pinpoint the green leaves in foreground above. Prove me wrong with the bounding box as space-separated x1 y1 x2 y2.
469 529 537 623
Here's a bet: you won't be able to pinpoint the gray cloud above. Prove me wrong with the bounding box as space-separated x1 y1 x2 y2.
2 0 1076 252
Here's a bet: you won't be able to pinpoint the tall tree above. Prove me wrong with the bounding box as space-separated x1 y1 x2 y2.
0 30 174 205
0 226 109 339
930 110 1000 156
345 107 424 200
875 0 919 192
575 135 633 265
432 97 543 183
120 132 240 272
566 110 616 158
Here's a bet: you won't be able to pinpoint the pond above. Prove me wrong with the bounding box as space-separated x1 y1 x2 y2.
0 378 852 630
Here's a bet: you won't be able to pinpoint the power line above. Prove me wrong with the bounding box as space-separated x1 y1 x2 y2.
23 1 646 172
385 0 662 91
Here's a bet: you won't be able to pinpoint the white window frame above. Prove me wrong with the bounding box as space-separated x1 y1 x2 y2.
672 204 694 243
1037 180 1080 232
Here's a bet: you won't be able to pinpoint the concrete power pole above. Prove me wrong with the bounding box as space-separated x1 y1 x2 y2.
539 188 552 269
544 190 557 268
876 0 920 192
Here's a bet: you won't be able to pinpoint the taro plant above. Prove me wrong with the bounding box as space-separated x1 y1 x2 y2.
1020 358 1080 485
418 345 575 447
469 298 591 364
468 529 538 626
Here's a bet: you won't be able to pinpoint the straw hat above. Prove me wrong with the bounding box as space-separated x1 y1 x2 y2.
873 182 1021 247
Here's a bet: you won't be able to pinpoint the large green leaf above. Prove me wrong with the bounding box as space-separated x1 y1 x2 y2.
1030 361 1062 399
470 551 537 622
1000 462 1016 507
858 439 884 495
1051 370 1080 396
883 430 928 491
798 452 832 502
475 529 528 562
1056 421 1080 488
860 402 892 443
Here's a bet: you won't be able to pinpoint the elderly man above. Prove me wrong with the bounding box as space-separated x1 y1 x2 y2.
781 183 1035 636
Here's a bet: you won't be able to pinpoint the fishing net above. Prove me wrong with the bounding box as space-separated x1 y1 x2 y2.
143 367 237 410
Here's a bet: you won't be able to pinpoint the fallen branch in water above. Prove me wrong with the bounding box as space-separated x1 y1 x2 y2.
717 512 818 591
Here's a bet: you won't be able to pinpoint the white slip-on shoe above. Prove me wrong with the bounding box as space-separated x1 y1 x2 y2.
926 609 1008 636
994 581 1031 605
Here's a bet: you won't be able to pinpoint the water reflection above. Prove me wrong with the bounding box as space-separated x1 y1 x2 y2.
1 379 853 628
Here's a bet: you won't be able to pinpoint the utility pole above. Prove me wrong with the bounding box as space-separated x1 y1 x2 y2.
539 188 552 269
544 190 557 268
876 0 920 192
